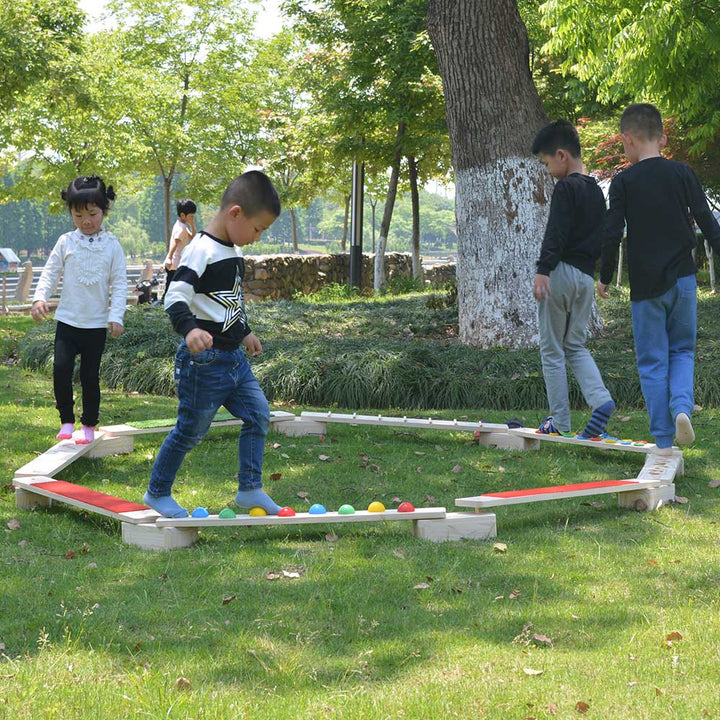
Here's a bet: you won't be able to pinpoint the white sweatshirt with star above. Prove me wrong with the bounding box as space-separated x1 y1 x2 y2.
164 231 251 350
33 228 127 328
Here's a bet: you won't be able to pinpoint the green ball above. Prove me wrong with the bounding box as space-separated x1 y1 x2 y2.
218 508 236 519
338 504 355 515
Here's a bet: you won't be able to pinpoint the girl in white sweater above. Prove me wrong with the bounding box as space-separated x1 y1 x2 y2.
31 176 127 444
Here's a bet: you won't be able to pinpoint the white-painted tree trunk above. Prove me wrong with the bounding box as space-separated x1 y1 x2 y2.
455 157 552 347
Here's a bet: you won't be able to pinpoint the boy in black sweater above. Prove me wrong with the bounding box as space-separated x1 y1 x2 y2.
532 120 615 438
598 103 720 450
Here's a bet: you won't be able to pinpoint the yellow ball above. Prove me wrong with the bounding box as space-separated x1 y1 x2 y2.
249 506 268 517
367 501 386 513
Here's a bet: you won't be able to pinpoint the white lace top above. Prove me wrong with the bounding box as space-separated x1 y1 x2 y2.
33 228 127 328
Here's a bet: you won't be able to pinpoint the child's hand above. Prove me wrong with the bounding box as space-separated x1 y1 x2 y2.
533 273 550 302
186 328 213 353
597 281 610 299
109 322 124 339
31 301 48 321
243 332 262 357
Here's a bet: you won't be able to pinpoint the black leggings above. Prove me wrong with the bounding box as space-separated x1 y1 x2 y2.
53 321 107 427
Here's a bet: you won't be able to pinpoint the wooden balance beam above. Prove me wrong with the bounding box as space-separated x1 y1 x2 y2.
13 476 159 524
507 427 677 454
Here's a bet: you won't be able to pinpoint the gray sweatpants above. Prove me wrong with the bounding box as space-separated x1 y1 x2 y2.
537 262 612 432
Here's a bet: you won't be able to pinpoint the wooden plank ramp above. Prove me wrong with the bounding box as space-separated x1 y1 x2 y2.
507 427 676 454
156 507 447 528
13 476 159 524
14 435 105 478
455 478 662 509
299 411 506 433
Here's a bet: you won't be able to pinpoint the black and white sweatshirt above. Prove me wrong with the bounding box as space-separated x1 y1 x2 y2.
164 231 251 350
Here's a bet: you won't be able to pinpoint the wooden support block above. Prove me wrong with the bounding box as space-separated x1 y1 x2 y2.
121 522 198 550
637 453 683 484
14 437 102 478
508 428 676 455
476 431 530 451
12 476 159 524
413 512 497 542
455 479 661 509
272 418 328 436
156 507 447 528
617 483 676 512
86 434 134 458
14 485 52 510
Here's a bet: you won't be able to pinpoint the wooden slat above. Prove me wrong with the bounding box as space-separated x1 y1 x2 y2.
157 507 446 528
12 476 159 523
14 435 104 477
507 428 676 454
455 479 661 508
300 411 507 433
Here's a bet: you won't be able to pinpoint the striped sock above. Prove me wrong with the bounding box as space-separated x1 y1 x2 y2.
578 401 615 439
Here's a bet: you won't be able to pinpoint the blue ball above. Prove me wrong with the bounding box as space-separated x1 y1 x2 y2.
191 506 210 518
308 503 327 515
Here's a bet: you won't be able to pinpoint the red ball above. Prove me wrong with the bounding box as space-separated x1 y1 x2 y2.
397 502 415 513
278 506 296 517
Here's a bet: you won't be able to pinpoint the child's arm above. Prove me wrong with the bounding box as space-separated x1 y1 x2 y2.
598 177 626 293
534 183 572 301
31 236 66 320
164 235 179 269
686 168 720 255
108 240 127 337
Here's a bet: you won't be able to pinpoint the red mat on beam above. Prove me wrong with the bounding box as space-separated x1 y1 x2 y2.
484 480 637 499
32 480 149 513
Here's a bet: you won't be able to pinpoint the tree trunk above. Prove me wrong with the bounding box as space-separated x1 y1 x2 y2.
163 174 172 251
370 197 378 253
407 155 422 281
374 121 406 292
427 0 549 348
290 208 299 253
341 193 350 252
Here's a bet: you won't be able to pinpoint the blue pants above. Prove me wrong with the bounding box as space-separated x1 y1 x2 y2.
148 342 270 497
631 274 697 448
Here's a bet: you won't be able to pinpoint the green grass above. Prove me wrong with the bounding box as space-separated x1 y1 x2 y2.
2 361 720 719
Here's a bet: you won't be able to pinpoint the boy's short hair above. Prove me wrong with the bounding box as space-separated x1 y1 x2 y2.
220 170 281 218
62 175 115 212
620 103 664 141
176 198 197 216
531 120 581 158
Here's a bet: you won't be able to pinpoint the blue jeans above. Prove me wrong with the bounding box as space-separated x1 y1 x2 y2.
631 274 697 448
148 342 270 497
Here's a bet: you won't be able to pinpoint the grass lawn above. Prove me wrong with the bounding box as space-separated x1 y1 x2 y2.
2 359 720 719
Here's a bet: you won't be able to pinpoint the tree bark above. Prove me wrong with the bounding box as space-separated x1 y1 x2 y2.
407 155 422 281
427 0 549 348
374 121 406 292
341 193 350 252
290 208 299 253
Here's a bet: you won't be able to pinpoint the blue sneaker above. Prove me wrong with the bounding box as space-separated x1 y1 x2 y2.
538 416 561 435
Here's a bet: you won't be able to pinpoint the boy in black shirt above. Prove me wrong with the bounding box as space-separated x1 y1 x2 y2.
144 171 283 518
598 103 720 450
532 120 615 438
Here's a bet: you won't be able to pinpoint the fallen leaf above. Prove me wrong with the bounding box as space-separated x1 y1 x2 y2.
18 540 28 548
452 464 462 473
272 442 282 449
318 454 330 461
266 572 282 580
523 668 543 676
647 559 658 565
694 404 703 411
575 701 590 713
673 495 688 504
498 466 506 473
176 677 191 691
280 453 290 459
392 550 405 559
655 686 665 696
269 473 282 481
708 479 720 488
414 451 426 456
6 519 20 531
532 633 553 647
547 702 558 716
325 532 338 542
87 562 97 569
391 496 401 503
222 595 237 606
509 589 521 600
65 550 76 560
80 542 90 554
665 631 683 642
416 466 423 472
297 491 309 499
620 415 631 422
282 570 301 578
425 495 437 504
414 582 431 590
493 542 508 553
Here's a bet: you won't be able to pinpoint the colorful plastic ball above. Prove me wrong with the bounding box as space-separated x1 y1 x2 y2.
278 506 296 517
397 502 415 513
338 504 355 515
191 507 209 518
308 503 327 514
218 508 236 519
249 507 268 517
367 501 386 513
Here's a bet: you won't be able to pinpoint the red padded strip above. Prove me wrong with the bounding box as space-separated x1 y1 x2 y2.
484 480 636 499
32 480 149 513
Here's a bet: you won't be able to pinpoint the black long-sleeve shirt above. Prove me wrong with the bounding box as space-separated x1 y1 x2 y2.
536 173 607 278
599 156 720 300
